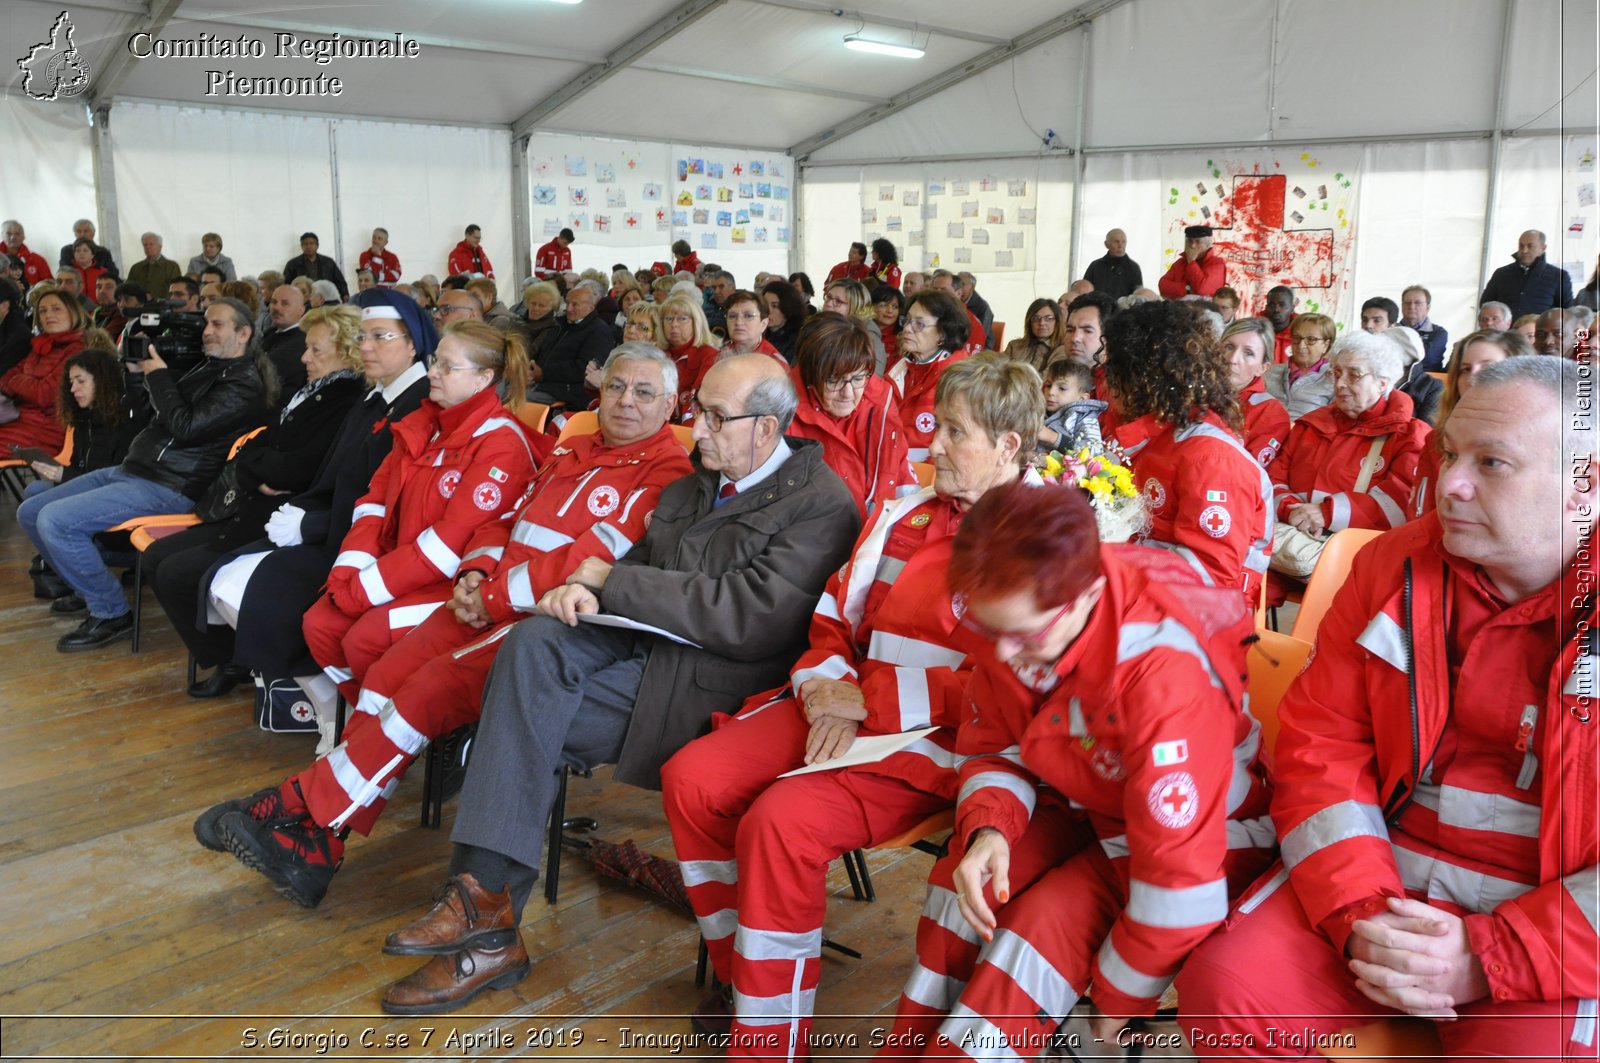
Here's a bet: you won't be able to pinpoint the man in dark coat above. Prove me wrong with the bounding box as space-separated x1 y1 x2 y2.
374 354 861 1016
283 232 349 301
57 218 118 276
1082 227 1143 301
1480 229 1573 319
529 280 614 408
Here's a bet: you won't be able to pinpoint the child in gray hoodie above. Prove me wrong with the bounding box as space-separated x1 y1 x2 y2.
1036 357 1106 455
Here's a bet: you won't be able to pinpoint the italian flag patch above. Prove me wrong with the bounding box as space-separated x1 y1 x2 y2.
1205 490 1227 502
488 466 508 483
1152 739 1189 766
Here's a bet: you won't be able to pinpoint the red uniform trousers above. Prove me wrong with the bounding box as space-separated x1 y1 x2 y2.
1175 874 1592 1061
301 585 452 703
662 699 951 1061
295 604 514 835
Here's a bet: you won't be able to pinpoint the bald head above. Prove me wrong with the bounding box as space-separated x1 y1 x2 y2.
1104 229 1127 257
691 354 797 480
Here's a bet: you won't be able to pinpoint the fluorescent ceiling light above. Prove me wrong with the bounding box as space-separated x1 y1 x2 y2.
843 34 924 59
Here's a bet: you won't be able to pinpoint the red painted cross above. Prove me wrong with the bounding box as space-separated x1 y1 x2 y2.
626 215 638 227
1211 172 1335 305
733 163 743 175
655 209 665 221
1203 509 1228 535
1161 785 1191 816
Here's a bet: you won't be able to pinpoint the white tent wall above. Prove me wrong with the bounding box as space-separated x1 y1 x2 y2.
108 101 513 290
0 99 96 262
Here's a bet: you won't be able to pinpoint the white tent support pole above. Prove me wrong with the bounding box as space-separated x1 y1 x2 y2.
89 0 186 109
800 149 1067 169
788 0 1133 161
790 165 804 276
327 124 346 271
629 62 888 104
90 103 122 268
1480 0 1517 296
512 135 532 285
1067 23 1092 282
511 0 728 138
1266 0 1281 138
114 94 506 131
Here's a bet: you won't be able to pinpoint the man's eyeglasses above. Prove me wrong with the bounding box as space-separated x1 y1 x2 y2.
433 304 473 317
691 399 763 433
823 371 870 393
359 330 406 344
957 598 1077 647
602 380 661 404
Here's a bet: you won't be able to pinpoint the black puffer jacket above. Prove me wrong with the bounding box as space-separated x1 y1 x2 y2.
121 355 268 499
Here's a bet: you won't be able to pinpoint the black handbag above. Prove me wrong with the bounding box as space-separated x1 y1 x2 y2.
194 460 245 523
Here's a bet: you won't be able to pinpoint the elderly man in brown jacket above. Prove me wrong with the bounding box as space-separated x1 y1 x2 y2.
374 354 862 1015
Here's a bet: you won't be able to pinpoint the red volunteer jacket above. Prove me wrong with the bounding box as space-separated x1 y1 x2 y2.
673 251 701 276
1157 251 1226 299
1268 389 1428 532
776 490 972 798
954 545 1270 1017
1271 319 1295 365
1115 411 1272 606
687 340 785 397
1271 515 1597 1002
825 261 872 286
1239 376 1291 468
788 368 914 520
359 249 402 284
669 342 721 418
448 241 495 279
872 261 902 289
0 242 52 287
326 387 535 614
463 424 692 623
887 349 968 462
532 239 570 280
0 331 82 450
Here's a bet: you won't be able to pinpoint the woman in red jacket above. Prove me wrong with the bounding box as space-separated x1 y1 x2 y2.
1408 327 1534 519
1220 317 1291 469
302 320 537 702
889 289 971 462
1108 301 1271 607
0 289 86 451
1267 328 1429 593
787 312 914 519
68 240 107 297
869 237 902 289
660 293 721 418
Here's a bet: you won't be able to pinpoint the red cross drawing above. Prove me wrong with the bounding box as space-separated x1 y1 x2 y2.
626 215 638 228
733 163 743 175
655 209 665 221
1207 173 1336 315
1203 509 1228 535
1161 785 1192 817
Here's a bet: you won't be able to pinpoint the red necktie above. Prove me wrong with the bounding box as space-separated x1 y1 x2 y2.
718 482 737 501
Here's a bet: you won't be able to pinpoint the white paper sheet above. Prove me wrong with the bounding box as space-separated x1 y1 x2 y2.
576 611 702 648
777 726 939 777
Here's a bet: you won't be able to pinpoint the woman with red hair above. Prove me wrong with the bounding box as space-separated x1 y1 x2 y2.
878 480 1274 1058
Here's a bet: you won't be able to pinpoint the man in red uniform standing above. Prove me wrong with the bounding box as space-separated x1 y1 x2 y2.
1178 355 1598 1059
1158 225 1227 300
534 227 574 281
448 224 495 278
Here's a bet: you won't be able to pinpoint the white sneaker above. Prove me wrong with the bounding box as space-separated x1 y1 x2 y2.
314 718 337 757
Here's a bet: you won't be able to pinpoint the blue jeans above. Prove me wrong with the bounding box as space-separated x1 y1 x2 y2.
19 466 193 619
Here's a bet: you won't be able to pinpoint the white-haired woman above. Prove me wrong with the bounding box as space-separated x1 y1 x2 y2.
1265 328 1430 597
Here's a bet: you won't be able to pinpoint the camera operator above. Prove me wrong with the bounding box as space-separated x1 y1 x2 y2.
19 297 270 652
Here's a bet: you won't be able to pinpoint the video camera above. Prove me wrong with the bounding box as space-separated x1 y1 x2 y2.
121 302 206 373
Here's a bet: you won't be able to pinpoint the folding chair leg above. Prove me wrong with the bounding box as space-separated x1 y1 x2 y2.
419 741 443 829
545 765 569 904
695 936 709 988
129 555 144 653
186 652 199 689
842 848 864 900
844 849 876 902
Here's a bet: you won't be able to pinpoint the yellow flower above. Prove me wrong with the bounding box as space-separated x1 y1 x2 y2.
1044 453 1063 479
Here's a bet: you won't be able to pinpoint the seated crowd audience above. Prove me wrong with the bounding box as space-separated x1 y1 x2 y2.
3 215 1593 1056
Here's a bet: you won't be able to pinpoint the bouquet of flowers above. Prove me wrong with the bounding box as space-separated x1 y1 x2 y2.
1038 442 1148 544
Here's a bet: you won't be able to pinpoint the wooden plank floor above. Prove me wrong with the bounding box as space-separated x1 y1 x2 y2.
0 499 1202 1061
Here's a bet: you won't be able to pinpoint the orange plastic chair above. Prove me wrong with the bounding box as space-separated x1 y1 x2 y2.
1425 371 1446 383
1248 628 1313 765
989 322 1006 349
669 424 695 453
106 426 268 652
0 426 75 503
515 401 550 435
1289 527 1383 642
555 410 599 443
912 461 935 487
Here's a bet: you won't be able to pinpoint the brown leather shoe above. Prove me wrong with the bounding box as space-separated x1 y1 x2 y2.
382 873 517 956
380 936 530 1016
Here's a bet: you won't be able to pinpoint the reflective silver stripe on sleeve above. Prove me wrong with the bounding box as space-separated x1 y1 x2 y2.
358 564 393 606
322 664 354 684
698 906 736 941
461 545 504 565
1117 618 1223 689
982 928 1079 1016
505 563 536 611
350 503 386 521
867 630 967 671
1412 477 1430 518
1410 783 1541 839
416 527 461 579
903 736 961 770
812 593 842 621
1327 492 1353 531
680 859 737 887
592 520 635 560
1095 936 1173 1001
1574 998 1597 1048
1368 485 1405 528
510 521 576 552
902 962 965 1010
877 556 908 585
908 447 930 461
1281 800 1390 869
332 550 377 571
386 600 445 630
1144 540 1216 585
1125 878 1230 929
790 654 858 687
735 925 823 963
377 698 429 756
1564 866 1599 934
1355 610 1410 675
1102 815 1277 863
1566 653 1598 697
895 667 932 730
1391 844 1535 913
958 771 1037 816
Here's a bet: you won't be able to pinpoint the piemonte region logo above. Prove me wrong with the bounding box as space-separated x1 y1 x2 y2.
18 11 93 102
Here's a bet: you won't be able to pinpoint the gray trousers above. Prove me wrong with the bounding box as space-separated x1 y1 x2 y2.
449 615 647 920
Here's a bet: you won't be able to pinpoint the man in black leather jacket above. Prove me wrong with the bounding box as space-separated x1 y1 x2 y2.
18 297 268 650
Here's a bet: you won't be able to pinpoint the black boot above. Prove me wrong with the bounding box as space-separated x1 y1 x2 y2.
30 558 70 601
188 663 252 699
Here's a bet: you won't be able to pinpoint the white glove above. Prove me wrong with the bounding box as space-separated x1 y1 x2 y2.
265 504 306 547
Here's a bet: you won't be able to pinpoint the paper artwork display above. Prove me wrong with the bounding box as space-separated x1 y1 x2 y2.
947 222 964 238
879 184 896 201
971 228 990 245
570 188 589 206
565 156 587 177
643 183 662 201
903 190 921 206
1007 179 1027 197
606 187 626 208
886 216 903 231
533 185 557 205
596 163 615 183
1006 231 1025 248
994 250 1014 267
953 247 972 264
961 201 979 218
986 207 1005 224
